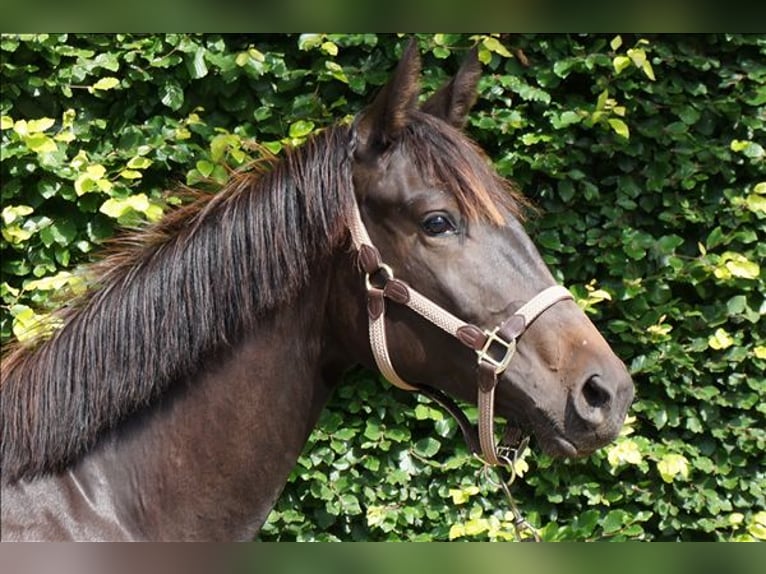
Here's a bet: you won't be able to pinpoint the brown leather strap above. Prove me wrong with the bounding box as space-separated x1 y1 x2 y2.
477 362 501 465
418 385 481 456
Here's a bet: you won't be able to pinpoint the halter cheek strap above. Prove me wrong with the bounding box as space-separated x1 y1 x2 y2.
347 194 573 466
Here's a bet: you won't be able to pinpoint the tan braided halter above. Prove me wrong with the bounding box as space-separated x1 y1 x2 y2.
347 193 574 466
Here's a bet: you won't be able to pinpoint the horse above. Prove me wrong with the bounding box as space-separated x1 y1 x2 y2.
0 41 634 541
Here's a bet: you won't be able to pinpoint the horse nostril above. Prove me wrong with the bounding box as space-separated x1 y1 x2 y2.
582 375 611 409
573 374 614 429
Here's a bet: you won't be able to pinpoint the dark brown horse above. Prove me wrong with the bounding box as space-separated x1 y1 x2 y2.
0 42 633 541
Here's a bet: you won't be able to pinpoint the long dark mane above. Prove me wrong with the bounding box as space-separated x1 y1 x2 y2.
1 125 356 481
1 114 522 483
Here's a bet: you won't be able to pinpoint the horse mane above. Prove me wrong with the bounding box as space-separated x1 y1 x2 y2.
1 124 356 482
1 113 524 483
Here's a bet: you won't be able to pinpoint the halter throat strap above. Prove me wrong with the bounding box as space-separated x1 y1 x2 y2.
347 194 573 466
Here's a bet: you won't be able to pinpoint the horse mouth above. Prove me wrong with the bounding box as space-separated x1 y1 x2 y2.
538 434 581 458
500 407 590 459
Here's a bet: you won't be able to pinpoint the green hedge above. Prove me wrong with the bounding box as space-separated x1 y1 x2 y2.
1 34 764 541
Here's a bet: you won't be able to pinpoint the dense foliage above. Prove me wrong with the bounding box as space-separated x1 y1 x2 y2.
1 34 764 541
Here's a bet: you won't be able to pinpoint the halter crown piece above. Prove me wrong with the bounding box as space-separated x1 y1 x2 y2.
347 193 574 467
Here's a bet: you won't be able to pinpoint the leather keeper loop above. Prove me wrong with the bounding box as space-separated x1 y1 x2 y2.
456 324 488 350
499 314 526 341
477 361 499 393
383 279 410 304
359 244 382 274
367 290 385 320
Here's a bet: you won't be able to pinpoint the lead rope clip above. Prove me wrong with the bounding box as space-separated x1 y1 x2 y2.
479 436 541 542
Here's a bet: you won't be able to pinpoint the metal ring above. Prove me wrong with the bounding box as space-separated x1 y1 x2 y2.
364 263 394 291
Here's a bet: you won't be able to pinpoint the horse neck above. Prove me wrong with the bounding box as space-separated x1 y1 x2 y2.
72 279 338 541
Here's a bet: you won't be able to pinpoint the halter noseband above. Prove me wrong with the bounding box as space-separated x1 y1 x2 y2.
347 194 573 466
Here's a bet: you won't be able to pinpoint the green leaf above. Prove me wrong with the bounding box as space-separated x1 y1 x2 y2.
25 271 84 293
608 118 630 139
748 511 766 540
99 194 151 219
602 509 629 534
706 226 726 249
210 133 241 162
160 81 184 111
91 77 120 91
657 453 690 483
613 55 631 74
188 47 208 79
414 404 443 421
26 117 55 133
641 60 656 81
2 204 33 225
432 46 450 59
288 120 315 139
413 437 440 458
730 139 765 159
448 486 479 505
321 41 338 56
550 110 581 129
298 34 323 51
724 253 760 280
324 61 347 83
363 420 382 441
43 219 77 246
24 133 57 154
481 36 511 58
74 164 109 196
708 328 734 350
606 438 643 467
127 156 152 170
745 193 766 214
726 295 747 316
195 160 215 177
12 119 28 135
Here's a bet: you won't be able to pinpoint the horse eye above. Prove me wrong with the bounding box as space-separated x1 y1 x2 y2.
421 213 457 236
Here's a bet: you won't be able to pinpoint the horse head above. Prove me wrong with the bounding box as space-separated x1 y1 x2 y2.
333 41 634 459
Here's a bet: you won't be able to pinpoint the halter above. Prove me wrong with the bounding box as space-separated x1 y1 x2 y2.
347 192 573 467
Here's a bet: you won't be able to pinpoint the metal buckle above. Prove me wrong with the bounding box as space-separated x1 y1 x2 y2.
476 327 516 374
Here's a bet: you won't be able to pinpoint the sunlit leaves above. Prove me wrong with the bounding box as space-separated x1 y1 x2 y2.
657 454 690 483
611 37 656 81
2 204 34 225
608 118 630 139
708 328 735 350
607 438 643 468
74 164 111 195
90 76 120 91
288 119 315 140
730 138 765 160
713 252 760 281
100 193 164 223
748 511 766 540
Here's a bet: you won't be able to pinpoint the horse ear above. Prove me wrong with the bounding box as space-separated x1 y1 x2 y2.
355 39 421 154
421 46 481 128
